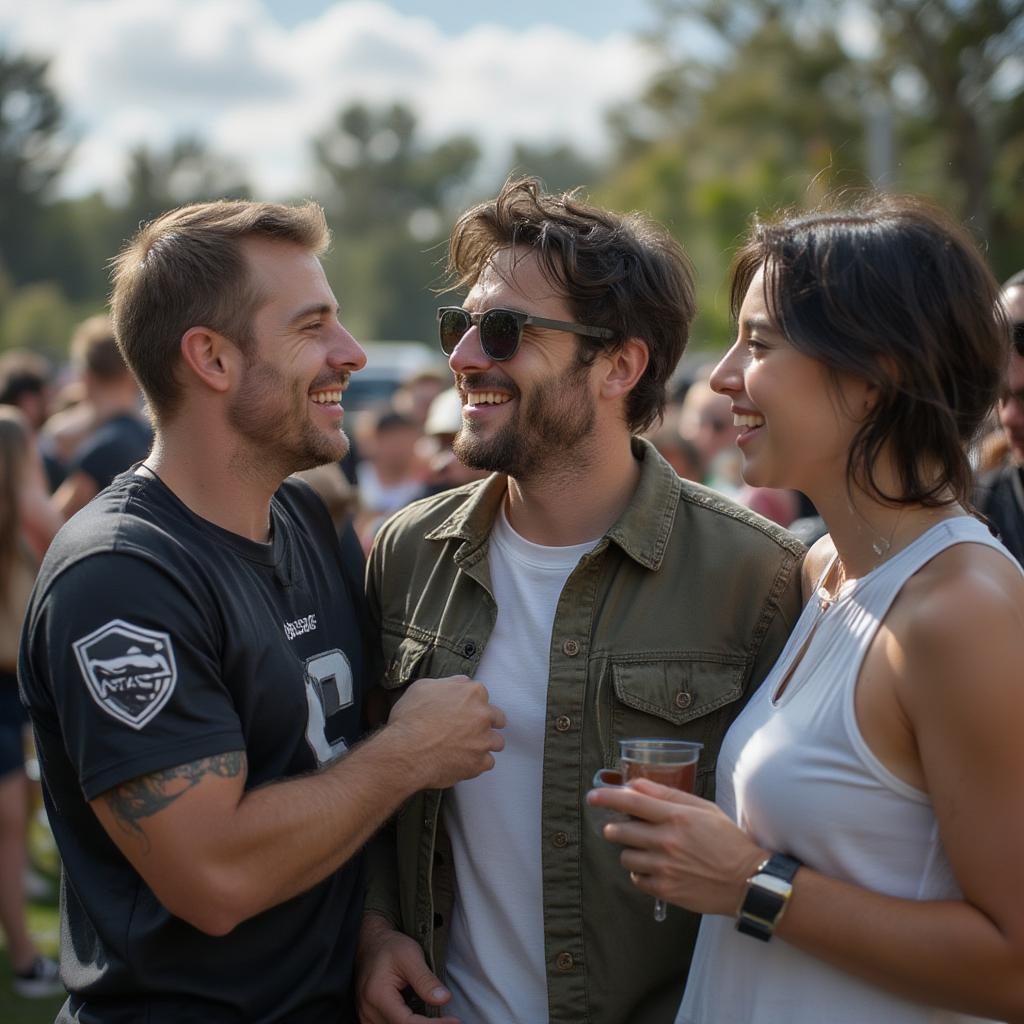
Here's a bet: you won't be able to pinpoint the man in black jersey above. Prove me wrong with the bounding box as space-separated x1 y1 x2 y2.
18 200 505 1024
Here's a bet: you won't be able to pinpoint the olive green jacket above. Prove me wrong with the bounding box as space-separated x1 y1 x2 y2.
364 439 804 1024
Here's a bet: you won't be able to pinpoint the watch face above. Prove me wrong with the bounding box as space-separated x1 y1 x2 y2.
752 874 793 898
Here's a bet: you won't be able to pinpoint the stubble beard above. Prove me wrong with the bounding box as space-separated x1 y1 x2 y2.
228 359 349 478
453 363 595 482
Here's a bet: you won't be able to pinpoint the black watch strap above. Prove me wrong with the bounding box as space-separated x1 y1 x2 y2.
736 852 801 942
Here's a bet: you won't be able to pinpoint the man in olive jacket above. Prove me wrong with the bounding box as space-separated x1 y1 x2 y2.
356 178 804 1024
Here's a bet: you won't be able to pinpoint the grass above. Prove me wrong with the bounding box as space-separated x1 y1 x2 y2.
0 808 67 1023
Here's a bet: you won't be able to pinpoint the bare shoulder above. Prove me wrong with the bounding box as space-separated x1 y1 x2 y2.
801 534 837 603
892 542 1024 702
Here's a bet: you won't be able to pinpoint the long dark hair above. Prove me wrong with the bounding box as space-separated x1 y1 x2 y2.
730 194 1008 507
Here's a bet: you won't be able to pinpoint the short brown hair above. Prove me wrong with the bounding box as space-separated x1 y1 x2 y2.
110 200 330 422
730 193 1007 508
70 315 126 381
447 177 695 434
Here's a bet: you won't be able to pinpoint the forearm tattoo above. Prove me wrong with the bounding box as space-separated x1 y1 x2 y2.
105 751 245 849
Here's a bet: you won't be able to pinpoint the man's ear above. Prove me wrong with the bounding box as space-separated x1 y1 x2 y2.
179 327 240 394
598 337 649 401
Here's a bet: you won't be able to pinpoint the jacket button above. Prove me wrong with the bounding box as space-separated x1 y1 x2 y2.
562 638 580 657
556 952 574 971
552 831 569 848
463 640 477 658
555 715 572 732
674 690 693 710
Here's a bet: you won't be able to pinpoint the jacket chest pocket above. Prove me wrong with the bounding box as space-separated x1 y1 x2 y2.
380 634 470 701
605 655 747 799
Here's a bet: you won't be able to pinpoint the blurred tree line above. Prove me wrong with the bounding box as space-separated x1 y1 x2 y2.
0 0 1021 362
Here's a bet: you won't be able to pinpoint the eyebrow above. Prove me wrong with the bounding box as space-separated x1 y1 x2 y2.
742 315 776 333
286 303 336 328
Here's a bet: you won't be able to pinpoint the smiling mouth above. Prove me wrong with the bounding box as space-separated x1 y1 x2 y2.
309 385 346 405
734 413 765 429
466 391 512 406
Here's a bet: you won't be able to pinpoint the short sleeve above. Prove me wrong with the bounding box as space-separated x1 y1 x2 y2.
23 552 244 800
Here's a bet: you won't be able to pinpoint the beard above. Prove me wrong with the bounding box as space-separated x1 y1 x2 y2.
453 361 595 481
228 358 349 477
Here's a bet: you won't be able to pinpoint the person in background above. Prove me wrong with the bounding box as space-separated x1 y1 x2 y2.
417 386 489 495
356 177 803 1024
391 369 450 429
354 406 427 549
975 269 1024 564
0 407 62 999
678 377 798 526
0 350 63 492
677 379 741 495
50 316 153 519
591 194 1024 1024
644 422 703 482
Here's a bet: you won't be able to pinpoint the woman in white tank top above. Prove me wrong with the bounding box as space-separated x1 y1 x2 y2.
588 195 1024 1023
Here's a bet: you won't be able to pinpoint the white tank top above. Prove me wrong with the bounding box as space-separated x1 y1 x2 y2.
677 517 1019 1024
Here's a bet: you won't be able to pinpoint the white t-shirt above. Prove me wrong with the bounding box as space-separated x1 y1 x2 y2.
443 505 599 1024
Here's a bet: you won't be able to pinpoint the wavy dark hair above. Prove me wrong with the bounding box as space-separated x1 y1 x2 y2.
447 177 695 434
730 194 1008 508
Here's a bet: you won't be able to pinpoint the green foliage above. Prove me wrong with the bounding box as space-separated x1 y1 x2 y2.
503 142 601 194
598 0 1024 347
0 282 86 359
0 51 71 287
1 3 1022 361
311 101 480 342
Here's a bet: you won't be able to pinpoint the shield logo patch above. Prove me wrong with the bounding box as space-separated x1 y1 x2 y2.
72 619 178 730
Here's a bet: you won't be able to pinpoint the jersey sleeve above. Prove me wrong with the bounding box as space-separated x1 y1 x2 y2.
23 551 245 801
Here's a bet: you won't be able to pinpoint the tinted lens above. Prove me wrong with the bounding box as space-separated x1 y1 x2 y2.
1014 322 1024 357
438 308 471 355
480 309 521 361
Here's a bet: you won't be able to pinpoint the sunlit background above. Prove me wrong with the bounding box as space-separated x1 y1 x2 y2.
0 0 1021 356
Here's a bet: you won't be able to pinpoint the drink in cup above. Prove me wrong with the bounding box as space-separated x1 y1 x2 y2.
618 738 702 922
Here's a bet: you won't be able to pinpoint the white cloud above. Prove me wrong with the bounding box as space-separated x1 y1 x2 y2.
0 0 651 199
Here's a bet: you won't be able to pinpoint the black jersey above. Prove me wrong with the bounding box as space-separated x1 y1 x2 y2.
19 470 367 1023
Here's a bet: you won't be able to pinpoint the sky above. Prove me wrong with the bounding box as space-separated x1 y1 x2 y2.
0 0 659 200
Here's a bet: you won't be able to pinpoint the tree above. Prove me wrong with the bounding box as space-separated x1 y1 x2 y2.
311 102 479 342
0 51 71 285
595 0 1024 348
503 142 601 194
859 0 1024 255
599 2 871 346
118 136 252 236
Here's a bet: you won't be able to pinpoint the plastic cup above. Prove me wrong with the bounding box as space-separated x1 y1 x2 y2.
618 738 702 921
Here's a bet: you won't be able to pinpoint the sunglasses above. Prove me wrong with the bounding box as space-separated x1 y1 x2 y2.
1014 322 1024 357
437 306 613 362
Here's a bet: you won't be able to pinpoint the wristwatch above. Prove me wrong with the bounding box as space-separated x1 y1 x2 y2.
735 852 801 941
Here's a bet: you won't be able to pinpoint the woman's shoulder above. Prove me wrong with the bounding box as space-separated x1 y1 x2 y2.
893 539 1024 695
